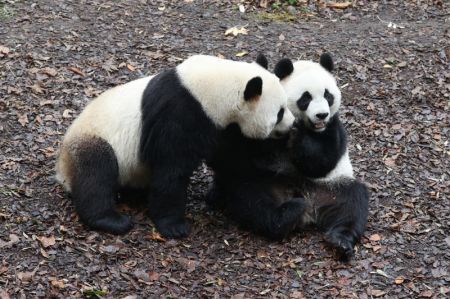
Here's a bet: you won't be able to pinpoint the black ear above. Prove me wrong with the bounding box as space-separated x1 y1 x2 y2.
319 53 334 72
244 76 263 101
256 53 269 69
274 58 294 80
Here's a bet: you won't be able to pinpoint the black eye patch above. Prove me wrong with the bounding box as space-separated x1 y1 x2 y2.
297 91 312 111
324 89 334 106
276 107 285 124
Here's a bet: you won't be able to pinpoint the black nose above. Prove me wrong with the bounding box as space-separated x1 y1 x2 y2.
316 113 329 120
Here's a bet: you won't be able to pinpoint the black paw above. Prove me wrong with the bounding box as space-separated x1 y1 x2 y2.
266 198 307 240
153 216 191 239
89 211 134 235
324 229 356 262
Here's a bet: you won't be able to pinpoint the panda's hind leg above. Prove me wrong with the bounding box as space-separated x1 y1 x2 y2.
67 137 133 234
316 180 369 261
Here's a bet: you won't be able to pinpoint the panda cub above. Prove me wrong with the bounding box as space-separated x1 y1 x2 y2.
208 54 369 261
56 55 295 238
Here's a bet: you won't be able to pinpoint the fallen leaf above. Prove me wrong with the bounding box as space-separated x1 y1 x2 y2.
30 83 44 94
419 290 433 298
68 66 86 77
17 271 34 282
236 51 248 57
369 234 381 241
41 67 58 77
50 279 65 288
0 289 10 299
225 26 248 37
0 46 9 57
37 235 56 248
127 64 136 72
63 109 74 118
368 289 386 297
148 271 160 281
18 114 29 127
394 276 405 284
149 231 166 242
326 1 352 9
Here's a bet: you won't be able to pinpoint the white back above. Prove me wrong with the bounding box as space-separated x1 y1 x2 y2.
177 55 294 139
281 60 341 131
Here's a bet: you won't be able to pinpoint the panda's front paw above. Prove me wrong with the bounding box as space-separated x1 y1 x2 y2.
153 216 191 239
324 229 356 262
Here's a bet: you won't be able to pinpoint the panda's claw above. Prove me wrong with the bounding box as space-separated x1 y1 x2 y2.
153 216 191 239
324 229 356 262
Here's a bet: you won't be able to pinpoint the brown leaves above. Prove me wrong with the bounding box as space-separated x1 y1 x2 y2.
225 26 248 37
68 66 86 77
37 235 56 248
17 114 29 127
0 289 10 299
369 234 381 242
0 234 19 249
326 2 352 9
0 46 10 58
367 289 386 297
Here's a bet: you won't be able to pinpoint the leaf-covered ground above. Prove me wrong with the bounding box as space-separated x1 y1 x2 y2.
0 1 449 298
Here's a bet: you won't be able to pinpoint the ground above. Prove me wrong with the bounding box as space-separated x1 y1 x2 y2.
0 0 449 298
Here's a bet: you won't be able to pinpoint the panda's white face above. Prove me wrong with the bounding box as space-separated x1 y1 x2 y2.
177 55 294 139
237 77 295 139
282 60 341 132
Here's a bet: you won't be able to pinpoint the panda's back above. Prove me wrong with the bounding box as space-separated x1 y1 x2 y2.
57 76 154 189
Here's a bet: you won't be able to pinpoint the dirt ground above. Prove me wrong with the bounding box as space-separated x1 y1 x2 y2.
0 0 449 298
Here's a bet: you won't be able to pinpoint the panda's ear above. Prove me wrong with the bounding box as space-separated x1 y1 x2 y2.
255 53 269 69
274 58 294 80
244 76 263 102
319 53 334 72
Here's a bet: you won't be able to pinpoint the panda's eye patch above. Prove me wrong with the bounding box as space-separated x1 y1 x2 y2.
297 91 312 111
276 107 285 124
324 89 334 106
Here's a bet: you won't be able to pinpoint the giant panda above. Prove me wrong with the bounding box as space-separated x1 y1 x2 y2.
55 54 295 238
207 53 369 261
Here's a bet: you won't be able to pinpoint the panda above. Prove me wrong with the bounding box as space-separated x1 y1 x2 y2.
55 54 296 238
207 53 369 261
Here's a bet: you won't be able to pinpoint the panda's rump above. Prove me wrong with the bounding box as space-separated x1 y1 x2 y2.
56 76 154 191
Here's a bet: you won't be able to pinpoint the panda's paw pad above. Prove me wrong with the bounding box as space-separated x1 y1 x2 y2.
92 212 134 235
154 217 191 239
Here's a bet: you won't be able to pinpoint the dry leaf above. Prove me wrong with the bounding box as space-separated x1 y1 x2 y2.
394 276 405 284
368 289 386 297
369 234 381 241
0 46 9 58
68 66 86 77
31 83 44 94
17 271 34 282
63 109 74 118
18 114 29 127
235 51 248 57
148 271 160 281
41 67 57 77
37 235 56 248
126 64 136 72
150 231 166 242
259 0 268 8
0 289 10 299
327 1 352 9
50 279 65 288
225 26 248 37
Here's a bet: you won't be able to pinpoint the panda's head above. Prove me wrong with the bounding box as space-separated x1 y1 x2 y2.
274 53 341 132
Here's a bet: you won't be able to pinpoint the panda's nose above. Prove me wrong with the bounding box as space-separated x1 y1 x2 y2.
316 113 329 120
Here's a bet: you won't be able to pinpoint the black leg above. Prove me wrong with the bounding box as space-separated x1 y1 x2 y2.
70 137 133 235
212 178 307 241
146 167 192 239
316 180 369 261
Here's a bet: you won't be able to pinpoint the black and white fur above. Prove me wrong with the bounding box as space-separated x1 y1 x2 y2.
56 55 295 238
208 54 369 261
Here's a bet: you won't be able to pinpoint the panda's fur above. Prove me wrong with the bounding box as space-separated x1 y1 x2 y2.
56 55 295 237
208 54 369 261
